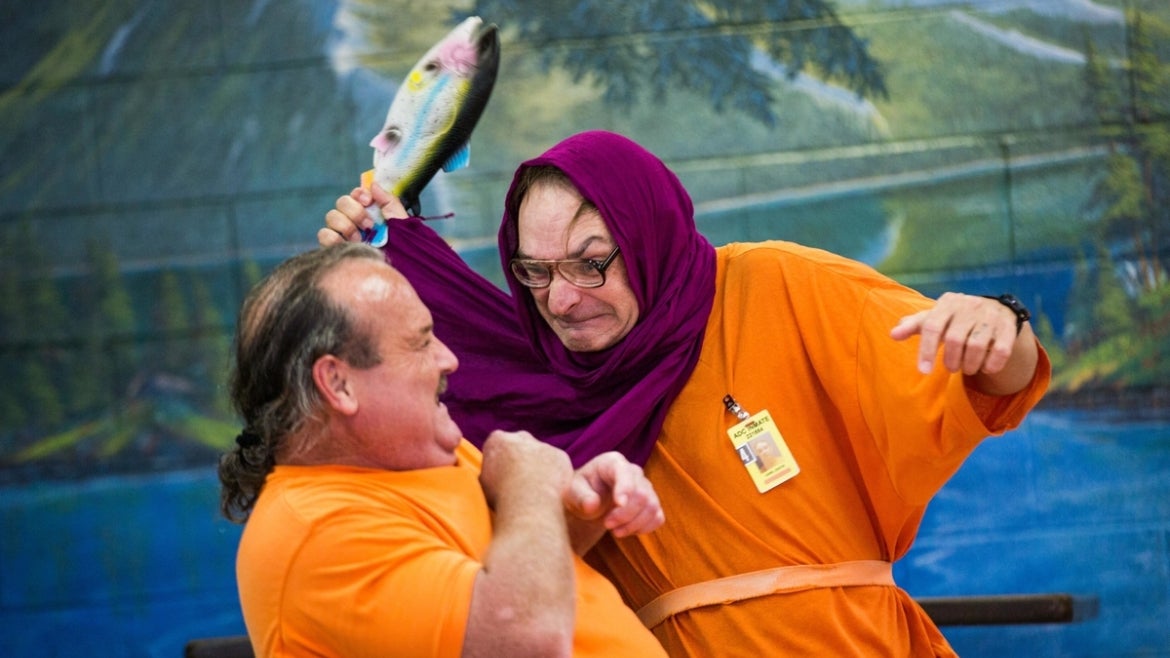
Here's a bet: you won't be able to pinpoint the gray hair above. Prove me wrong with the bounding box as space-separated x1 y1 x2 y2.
218 243 385 522
510 164 598 221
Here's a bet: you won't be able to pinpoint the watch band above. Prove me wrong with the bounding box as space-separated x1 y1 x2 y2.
981 294 1030 334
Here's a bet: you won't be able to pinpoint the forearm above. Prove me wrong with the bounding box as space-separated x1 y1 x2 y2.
463 487 575 658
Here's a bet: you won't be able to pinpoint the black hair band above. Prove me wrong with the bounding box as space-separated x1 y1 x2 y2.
235 430 262 449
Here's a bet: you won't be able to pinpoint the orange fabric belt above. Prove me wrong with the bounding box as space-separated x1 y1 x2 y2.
636 560 895 629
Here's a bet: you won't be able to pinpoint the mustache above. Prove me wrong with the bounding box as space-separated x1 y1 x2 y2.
438 376 449 397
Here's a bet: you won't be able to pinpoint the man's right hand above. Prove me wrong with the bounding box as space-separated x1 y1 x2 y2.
479 430 573 509
467 430 577 657
319 182 409 246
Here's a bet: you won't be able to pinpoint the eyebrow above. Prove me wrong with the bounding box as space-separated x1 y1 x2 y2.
407 323 435 348
515 235 609 260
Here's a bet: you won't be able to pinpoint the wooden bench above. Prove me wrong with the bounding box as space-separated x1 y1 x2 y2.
916 593 1098 626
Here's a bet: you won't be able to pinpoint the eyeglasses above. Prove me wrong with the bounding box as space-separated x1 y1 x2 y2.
509 246 622 289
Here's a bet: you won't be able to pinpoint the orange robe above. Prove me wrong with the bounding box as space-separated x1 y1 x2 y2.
237 440 667 657
588 242 1051 656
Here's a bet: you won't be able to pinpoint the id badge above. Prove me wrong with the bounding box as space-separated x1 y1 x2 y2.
727 409 800 493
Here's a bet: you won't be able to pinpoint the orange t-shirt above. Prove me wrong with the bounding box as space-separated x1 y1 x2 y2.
237 440 666 657
588 241 1051 656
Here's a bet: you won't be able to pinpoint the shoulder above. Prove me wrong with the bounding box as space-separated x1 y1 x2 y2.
718 240 881 277
716 240 896 292
712 241 932 329
259 466 419 528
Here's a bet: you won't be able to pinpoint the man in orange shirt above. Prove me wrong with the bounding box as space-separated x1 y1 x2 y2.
218 243 668 657
320 131 1049 655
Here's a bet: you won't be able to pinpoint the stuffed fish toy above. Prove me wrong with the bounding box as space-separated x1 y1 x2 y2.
361 16 500 247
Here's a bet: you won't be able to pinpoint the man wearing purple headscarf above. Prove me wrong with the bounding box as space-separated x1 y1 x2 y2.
322 130 1050 656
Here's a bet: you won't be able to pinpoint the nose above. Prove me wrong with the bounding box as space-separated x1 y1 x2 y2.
544 274 582 316
434 337 459 374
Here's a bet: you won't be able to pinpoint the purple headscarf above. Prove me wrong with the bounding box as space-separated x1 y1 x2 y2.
384 131 716 466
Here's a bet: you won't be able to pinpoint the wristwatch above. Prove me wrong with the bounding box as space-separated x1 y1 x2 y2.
981 294 1030 334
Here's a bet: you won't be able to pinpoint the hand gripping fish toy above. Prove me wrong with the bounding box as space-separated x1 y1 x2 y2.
361 16 500 247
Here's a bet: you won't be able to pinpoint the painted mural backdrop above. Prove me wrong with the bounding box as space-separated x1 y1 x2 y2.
1 0 1167 656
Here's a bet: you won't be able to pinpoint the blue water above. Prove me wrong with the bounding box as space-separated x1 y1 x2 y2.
0 469 246 657
1 407 1166 657
901 407 1170 657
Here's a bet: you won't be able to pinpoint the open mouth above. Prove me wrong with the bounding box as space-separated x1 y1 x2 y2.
473 20 499 60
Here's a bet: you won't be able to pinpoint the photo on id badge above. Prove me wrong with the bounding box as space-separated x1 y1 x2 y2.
730 412 799 493
751 435 783 472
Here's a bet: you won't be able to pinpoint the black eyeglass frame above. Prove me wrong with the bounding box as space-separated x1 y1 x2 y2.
509 246 622 289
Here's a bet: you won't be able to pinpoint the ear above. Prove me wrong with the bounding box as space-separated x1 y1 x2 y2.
312 355 359 416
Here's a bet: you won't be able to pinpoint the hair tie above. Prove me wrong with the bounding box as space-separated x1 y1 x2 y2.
235 429 262 449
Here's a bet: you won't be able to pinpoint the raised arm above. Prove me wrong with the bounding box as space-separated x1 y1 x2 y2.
890 292 1041 396
464 430 576 658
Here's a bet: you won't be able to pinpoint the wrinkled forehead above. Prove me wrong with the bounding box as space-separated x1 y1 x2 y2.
516 182 613 245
